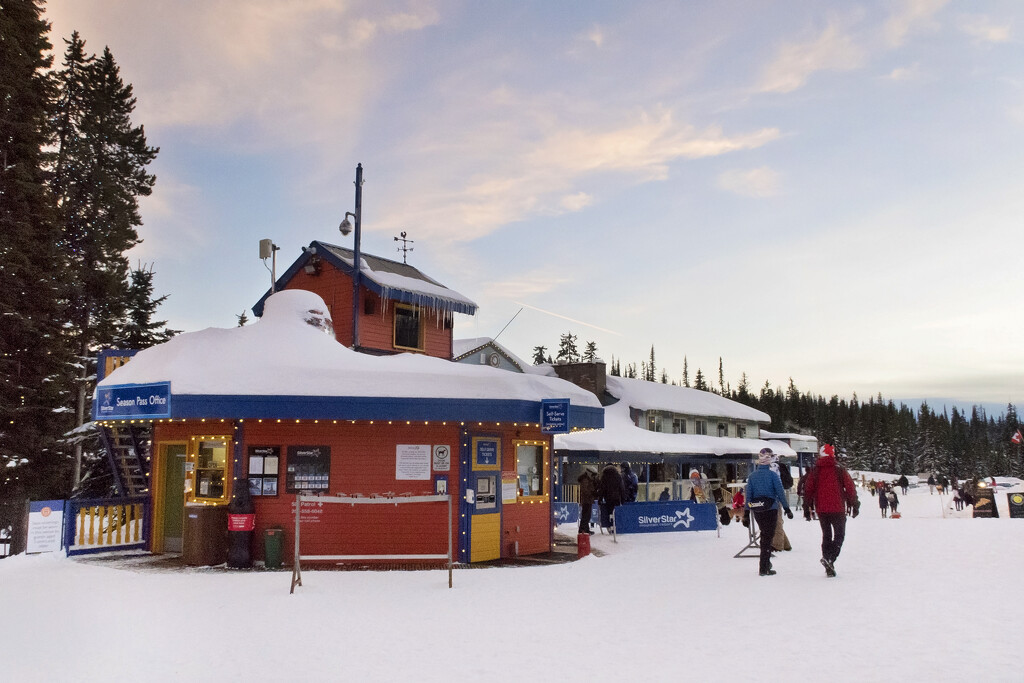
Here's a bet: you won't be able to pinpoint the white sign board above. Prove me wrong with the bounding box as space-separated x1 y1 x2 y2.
27 500 65 554
396 444 431 480
432 445 451 472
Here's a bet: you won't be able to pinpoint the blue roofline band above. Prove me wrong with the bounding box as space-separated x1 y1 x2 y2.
94 391 604 429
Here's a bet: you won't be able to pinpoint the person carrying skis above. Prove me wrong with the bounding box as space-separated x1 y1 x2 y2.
745 448 793 577
803 444 859 578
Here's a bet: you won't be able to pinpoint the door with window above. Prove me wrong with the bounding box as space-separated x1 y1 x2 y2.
161 444 187 552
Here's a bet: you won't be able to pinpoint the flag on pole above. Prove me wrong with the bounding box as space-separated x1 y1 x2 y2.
1012 429 1023 445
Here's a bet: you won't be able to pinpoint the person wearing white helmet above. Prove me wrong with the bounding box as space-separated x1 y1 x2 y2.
745 448 793 577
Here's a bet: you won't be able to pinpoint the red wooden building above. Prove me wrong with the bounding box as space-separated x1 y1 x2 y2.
94 289 602 566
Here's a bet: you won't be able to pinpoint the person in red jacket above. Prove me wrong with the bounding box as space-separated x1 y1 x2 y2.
803 444 860 578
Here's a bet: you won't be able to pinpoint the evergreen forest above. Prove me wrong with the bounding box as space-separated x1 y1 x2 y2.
550 335 1023 480
1 1 175 505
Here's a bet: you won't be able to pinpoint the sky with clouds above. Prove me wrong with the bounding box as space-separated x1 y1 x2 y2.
44 0 1024 408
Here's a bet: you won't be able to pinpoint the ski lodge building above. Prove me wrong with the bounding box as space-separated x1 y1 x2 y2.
88 244 602 566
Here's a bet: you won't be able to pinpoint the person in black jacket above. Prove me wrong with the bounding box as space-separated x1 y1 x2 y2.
621 461 639 503
597 464 626 531
577 467 599 535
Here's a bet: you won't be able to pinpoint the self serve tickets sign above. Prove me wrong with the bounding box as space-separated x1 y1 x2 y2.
95 382 172 419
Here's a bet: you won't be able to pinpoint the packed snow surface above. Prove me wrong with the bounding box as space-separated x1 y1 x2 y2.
4 483 1022 681
96 290 598 408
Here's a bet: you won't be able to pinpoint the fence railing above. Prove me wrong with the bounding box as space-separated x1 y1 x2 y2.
64 497 150 556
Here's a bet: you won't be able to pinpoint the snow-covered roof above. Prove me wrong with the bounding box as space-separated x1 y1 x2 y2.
607 376 771 423
452 337 555 376
252 241 477 317
554 399 795 458
96 290 601 426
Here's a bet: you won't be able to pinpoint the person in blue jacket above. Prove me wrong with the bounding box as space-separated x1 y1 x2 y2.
745 448 793 576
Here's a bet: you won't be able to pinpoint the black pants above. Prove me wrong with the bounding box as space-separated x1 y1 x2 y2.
752 508 778 574
818 512 847 563
579 500 593 533
599 501 618 528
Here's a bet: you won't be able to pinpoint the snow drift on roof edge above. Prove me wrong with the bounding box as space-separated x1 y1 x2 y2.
96 290 599 406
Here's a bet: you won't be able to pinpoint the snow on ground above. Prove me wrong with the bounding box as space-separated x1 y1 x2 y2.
2 484 1024 682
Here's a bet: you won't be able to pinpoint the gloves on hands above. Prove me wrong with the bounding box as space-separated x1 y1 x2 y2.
851 501 860 518
803 507 812 522
785 509 793 519
741 511 750 528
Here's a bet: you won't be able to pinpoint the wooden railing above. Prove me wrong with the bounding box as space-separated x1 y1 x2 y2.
65 497 150 556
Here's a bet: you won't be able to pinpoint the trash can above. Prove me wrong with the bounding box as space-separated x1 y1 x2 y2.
577 532 591 558
264 527 284 569
182 504 228 566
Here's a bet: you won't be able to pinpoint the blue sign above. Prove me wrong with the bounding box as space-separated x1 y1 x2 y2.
475 439 499 467
95 382 172 419
541 398 570 434
553 502 580 525
612 501 718 534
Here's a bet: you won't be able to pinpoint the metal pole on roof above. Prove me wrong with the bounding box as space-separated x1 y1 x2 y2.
352 164 363 350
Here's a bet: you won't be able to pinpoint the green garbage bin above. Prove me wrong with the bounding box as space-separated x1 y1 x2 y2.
264 527 284 569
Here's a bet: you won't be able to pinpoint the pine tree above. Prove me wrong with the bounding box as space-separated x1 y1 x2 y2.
531 345 547 365
693 369 708 391
647 346 656 382
556 332 578 363
582 341 597 363
1 0 75 505
718 357 725 395
237 311 250 327
116 264 180 348
682 356 689 388
50 36 159 488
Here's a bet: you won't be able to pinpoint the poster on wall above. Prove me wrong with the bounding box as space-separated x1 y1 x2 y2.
248 446 281 496
286 445 331 493
396 444 431 480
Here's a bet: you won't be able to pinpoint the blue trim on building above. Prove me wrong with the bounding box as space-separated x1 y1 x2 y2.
98 393 604 429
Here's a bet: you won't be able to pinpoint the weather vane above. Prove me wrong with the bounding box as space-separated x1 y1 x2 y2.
394 231 414 263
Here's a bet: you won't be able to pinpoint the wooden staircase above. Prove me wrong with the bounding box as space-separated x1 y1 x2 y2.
98 424 151 497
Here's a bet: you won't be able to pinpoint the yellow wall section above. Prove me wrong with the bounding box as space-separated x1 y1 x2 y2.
470 513 500 562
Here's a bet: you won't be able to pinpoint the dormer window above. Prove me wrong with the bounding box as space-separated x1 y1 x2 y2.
394 304 424 351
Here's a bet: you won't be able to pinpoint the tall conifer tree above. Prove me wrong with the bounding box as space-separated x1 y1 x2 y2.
0 1 74 504
50 35 159 487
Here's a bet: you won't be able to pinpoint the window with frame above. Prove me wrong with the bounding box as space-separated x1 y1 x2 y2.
672 417 686 434
393 304 423 350
718 423 728 437
515 443 545 497
695 420 708 435
192 438 229 502
647 412 664 432
737 425 747 438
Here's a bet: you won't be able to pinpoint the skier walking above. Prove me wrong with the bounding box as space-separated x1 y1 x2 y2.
803 444 859 578
745 448 793 577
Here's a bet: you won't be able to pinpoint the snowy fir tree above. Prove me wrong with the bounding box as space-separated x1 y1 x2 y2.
237 310 250 327
582 341 597 363
0 0 75 512
531 345 547 365
556 333 579 363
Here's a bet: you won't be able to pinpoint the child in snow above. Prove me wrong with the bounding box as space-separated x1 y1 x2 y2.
879 486 889 518
887 489 899 516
